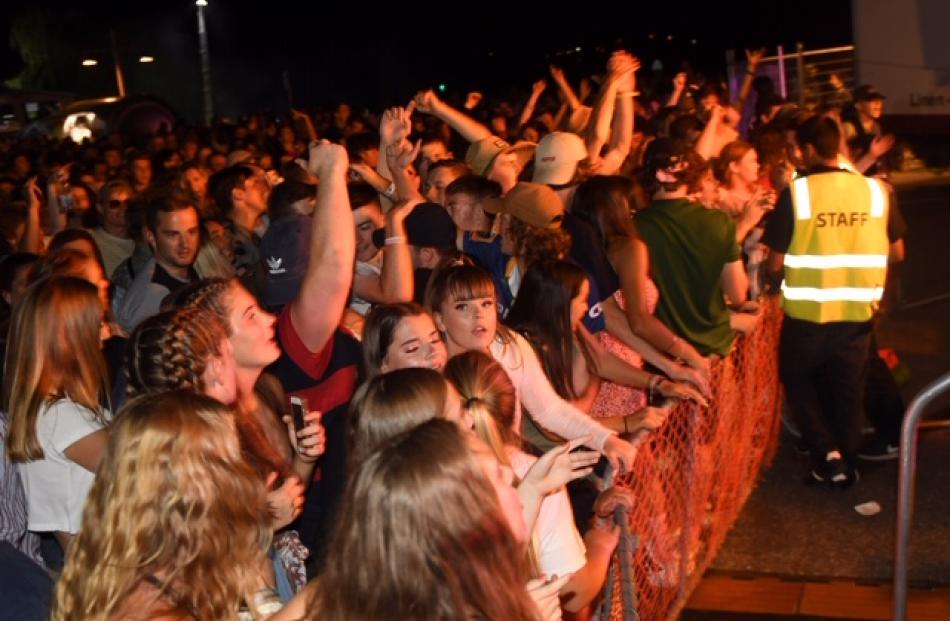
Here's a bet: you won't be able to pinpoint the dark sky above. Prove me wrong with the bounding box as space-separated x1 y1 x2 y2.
1 1 852 121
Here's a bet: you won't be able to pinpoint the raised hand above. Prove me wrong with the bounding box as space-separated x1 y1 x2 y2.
745 47 766 69
464 91 484 109
531 79 548 97
672 72 687 92
386 138 421 173
413 89 441 115
870 133 896 158
307 140 348 178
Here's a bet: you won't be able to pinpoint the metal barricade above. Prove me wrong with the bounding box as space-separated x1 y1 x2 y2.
893 370 950 621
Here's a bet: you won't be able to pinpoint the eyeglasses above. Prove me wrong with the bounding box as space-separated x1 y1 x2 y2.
108 198 130 209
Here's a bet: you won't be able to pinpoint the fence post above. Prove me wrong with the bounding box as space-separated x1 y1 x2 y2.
893 370 950 621
795 42 806 107
776 45 787 100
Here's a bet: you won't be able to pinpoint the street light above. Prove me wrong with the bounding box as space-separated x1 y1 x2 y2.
81 59 98 67
196 0 214 125
139 55 155 63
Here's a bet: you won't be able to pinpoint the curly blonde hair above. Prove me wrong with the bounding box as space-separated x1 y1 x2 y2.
51 391 271 621
126 305 228 398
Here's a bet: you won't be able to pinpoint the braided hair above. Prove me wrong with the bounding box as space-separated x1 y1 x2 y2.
126 306 227 398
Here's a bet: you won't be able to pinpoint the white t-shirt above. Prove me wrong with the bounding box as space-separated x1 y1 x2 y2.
490 330 614 452
510 449 586 578
17 399 105 534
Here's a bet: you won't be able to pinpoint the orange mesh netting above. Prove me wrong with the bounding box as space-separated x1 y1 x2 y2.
602 300 785 621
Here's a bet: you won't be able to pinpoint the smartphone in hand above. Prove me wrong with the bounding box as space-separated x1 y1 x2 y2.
290 395 309 434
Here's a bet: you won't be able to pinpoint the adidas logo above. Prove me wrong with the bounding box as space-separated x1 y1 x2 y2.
267 256 286 275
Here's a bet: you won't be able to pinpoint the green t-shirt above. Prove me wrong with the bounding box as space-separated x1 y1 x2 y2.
635 198 741 357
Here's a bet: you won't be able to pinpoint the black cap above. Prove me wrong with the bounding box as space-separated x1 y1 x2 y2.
268 180 316 220
643 138 691 173
372 202 457 250
853 84 886 102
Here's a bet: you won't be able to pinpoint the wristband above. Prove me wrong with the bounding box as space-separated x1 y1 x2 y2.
382 182 396 199
384 236 406 246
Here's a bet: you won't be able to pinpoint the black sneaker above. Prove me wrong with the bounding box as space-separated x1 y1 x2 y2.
808 450 858 488
857 436 899 461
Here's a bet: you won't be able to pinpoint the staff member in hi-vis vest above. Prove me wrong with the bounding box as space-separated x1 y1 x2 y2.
763 116 904 488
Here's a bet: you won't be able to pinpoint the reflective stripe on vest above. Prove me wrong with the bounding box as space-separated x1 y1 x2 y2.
783 171 889 323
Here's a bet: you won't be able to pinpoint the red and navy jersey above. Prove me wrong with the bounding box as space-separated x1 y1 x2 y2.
268 305 361 567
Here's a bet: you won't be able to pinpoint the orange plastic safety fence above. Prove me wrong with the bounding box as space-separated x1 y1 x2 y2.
606 300 785 621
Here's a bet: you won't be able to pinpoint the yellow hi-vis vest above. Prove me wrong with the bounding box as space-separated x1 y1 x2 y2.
781 170 889 323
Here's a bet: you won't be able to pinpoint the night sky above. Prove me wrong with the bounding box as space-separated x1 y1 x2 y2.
0 1 852 122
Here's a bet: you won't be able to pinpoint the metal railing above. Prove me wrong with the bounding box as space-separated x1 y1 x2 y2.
727 43 856 109
893 370 950 621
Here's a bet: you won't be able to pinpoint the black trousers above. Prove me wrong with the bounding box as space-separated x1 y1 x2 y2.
779 316 872 468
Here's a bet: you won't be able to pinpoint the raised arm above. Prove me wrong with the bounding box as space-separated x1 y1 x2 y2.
20 176 43 253
585 52 633 162
517 80 548 130
290 108 319 143
413 89 492 143
734 48 764 114
594 54 639 175
667 72 687 108
289 141 355 353
376 104 415 211
695 104 724 160
550 65 584 111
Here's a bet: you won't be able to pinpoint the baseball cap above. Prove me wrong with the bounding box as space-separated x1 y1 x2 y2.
643 138 691 174
372 202 457 250
853 84 886 102
465 137 536 177
483 182 564 229
260 214 312 309
268 180 316 220
532 132 588 186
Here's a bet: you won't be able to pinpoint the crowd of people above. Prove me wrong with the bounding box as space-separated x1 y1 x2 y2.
0 46 908 620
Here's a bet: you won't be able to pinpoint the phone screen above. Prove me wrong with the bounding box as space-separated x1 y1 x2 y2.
290 396 308 433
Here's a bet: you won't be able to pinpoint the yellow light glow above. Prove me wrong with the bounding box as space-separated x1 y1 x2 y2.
139 55 154 63
81 59 98 67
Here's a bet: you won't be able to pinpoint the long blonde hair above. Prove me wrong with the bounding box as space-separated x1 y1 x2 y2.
443 351 518 466
51 391 272 621
3 276 108 461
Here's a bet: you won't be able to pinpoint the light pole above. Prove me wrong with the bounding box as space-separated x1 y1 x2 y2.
196 0 214 126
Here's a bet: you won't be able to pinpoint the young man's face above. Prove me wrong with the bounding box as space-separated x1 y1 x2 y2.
352 203 384 263
425 166 462 206
445 191 487 233
99 187 131 231
857 99 884 120
147 207 200 271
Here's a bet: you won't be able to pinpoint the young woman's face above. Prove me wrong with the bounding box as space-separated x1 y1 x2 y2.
435 293 497 354
732 149 760 187
470 437 527 544
442 381 474 431
570 280 590 329
225 284 281 370
380 313 448 374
